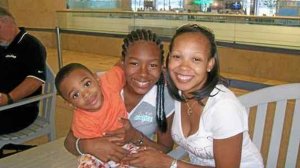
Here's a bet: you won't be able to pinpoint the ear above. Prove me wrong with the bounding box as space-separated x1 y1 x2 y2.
207 57 215 72
121 60 125 68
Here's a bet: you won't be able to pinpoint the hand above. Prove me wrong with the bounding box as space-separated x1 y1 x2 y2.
104 118 140 144
0 93 7 106
81 136 128 163
122 146 172 168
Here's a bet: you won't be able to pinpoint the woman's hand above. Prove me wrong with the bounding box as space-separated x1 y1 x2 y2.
81 136 128 162
122 146 173 168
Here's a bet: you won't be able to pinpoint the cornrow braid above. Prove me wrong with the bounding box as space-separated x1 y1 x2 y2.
156 72 167 132
122 29 164 62
122 29 167 132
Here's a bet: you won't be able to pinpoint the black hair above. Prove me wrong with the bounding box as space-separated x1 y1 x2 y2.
166 24 226 102
122 29 167 132
55 63 93 98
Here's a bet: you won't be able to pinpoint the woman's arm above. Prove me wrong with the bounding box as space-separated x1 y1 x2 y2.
64 130 128 162
213 133 243 168
122 132 243 168
122 146 212 168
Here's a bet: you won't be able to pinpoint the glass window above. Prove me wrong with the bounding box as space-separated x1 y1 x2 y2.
131 0 145 11
67 0 119 9
156 0 184 11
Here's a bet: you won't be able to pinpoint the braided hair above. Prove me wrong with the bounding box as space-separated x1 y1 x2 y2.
122 29 167 132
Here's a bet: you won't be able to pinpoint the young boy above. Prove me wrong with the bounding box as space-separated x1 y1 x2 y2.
55 63 138 168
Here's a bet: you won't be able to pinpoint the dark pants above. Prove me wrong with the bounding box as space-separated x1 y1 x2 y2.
0 103 39 135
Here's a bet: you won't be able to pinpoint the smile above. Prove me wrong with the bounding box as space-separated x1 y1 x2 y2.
176 74 193 83
133 79 151 88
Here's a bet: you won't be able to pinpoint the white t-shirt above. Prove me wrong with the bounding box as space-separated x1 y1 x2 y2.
171 84 264 167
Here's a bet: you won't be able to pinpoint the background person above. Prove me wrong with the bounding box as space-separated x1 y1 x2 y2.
122 24 263 168
64 29 175 162
0 7 46 135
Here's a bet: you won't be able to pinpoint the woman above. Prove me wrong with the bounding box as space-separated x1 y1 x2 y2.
123 24 263 168
64 29 175 163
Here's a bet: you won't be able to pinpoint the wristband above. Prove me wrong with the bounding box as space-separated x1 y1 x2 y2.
75 138 84 155
6 93 14 104
170 159 178 168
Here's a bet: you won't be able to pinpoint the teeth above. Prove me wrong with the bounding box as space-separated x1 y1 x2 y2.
136 81 149 87
177 74 192 82
133 79 150 87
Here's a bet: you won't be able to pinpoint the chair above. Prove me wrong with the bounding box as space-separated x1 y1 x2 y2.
168 83 300 168
238 83 300 168
0 63 57 149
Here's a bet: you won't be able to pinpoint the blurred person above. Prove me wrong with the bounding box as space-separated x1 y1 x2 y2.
0 6 46 135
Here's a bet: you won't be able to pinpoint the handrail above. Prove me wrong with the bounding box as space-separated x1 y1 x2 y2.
56 10 300 50
0 93 54 111
56 10 300 20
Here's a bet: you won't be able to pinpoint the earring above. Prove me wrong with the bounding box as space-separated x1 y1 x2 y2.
207 69 211 72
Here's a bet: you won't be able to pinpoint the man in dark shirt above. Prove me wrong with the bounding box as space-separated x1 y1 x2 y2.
0 7 46 134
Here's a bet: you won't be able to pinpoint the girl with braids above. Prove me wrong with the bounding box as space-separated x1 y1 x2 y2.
64 29 175 166
122 24 263 168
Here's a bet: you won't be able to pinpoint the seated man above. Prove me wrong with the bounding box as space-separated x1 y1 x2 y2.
0 7 46 144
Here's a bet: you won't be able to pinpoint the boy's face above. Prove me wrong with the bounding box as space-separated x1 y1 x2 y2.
60 68 102 112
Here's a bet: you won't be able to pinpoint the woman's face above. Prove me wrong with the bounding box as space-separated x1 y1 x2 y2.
168 32 215 95
123 40 162 95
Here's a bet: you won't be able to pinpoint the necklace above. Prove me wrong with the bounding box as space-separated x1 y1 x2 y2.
182 94 197 116
185 100 197 116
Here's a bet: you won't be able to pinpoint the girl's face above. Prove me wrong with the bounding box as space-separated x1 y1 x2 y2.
59 69 102 112
123 40 162 95
168 32 215 95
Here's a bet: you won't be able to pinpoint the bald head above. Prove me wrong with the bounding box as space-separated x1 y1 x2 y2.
0 6 18 46
0 6 14 19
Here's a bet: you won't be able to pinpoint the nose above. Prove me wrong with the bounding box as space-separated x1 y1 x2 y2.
139 64 149 76
82 89 90 100
178 59 190 71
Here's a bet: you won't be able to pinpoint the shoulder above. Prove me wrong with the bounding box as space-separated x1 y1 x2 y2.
203 85 248 138
21 31 44 48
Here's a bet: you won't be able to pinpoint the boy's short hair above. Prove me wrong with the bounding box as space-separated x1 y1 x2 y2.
55 63 93 96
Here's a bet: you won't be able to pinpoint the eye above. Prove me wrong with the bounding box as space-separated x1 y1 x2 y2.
129 61 138 66
150 63 158 68
193 57 201 62
171 54 180 59
84 81 92 87
72 92 80 100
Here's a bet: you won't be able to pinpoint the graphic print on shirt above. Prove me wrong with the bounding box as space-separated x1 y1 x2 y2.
129 102 157 135
172 133 214 165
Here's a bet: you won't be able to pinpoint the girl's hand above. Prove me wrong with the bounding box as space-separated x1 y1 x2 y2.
104 118 141 145
81 136 128 162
